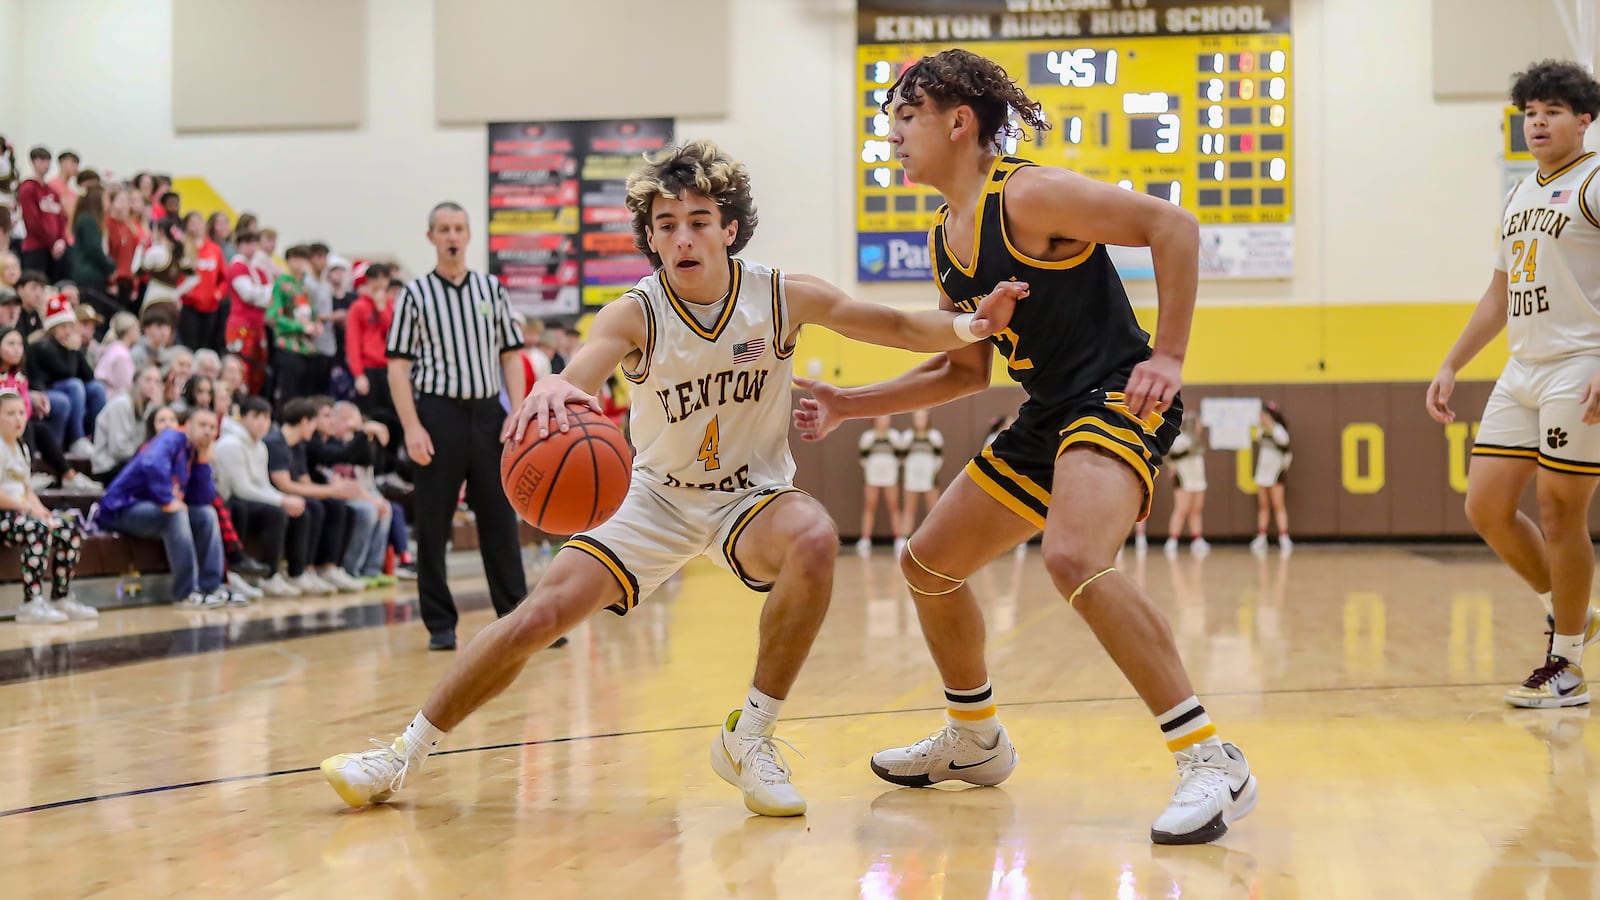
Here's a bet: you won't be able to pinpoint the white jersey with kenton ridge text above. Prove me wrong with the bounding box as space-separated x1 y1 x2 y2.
621 258 796 493
1499 151 1600 363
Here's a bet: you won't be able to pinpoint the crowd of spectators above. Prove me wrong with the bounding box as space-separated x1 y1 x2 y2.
0 137 631 625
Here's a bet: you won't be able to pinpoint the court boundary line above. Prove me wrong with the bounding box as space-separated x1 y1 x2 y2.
0 678 1515 819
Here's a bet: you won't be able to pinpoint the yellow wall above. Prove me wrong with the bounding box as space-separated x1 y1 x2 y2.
170 177 235 222
795 301 1508 386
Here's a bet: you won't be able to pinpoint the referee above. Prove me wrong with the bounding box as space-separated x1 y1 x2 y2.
386 202 551 651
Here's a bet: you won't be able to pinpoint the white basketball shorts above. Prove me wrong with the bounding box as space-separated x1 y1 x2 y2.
564 478 804 615
1475 355 1600 475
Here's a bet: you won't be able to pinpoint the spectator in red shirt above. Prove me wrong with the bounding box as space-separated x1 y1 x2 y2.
105 186 148 314
222 230 271 395
46 151 80 225
179 211 227 353
346 262 395 421
17 147 68 282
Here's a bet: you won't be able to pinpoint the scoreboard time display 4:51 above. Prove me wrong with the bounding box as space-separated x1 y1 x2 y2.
856 0 1294 282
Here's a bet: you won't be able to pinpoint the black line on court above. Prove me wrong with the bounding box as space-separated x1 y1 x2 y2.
0 678 1512 819
0 592 495 686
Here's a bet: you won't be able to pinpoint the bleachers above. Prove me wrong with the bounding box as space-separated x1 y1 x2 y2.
0 451 168 605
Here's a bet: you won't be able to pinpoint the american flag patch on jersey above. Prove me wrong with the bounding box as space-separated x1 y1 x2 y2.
1551 189 1574 204
732 338 766 365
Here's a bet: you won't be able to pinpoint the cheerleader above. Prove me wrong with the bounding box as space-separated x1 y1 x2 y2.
857 416 907 553
1250 402 1292 554
899 409 944 536
1163 414 1210 558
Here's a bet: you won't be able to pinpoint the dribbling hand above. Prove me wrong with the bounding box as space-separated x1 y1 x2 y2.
1425 368 1456 424
791 377 846 441
506 375 604 443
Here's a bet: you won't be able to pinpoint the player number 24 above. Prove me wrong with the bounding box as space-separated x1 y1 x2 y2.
698 416 721 471
1509 238 1540 284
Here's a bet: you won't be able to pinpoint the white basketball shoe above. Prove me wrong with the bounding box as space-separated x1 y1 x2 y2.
710 712 807 817
321 737 417 808
869 723 1018 787
1150 740 1257 844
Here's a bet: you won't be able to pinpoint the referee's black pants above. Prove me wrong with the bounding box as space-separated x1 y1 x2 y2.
413 395 526 638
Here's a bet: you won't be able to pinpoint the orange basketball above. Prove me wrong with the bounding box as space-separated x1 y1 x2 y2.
501 405 633 534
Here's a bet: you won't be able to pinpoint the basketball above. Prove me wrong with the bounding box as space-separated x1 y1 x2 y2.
500 405 633 534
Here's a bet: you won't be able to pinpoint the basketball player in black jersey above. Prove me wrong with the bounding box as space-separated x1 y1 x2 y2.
794 49 1256 844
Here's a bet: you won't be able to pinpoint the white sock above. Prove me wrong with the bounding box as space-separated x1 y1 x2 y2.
1552 632 1586 666
733 686 783 743
399 711 445 763
1538 591 1554 616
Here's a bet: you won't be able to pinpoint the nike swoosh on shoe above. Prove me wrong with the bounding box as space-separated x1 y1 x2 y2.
948 755 998 771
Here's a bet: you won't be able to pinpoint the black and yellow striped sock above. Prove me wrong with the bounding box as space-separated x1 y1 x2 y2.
945 682 1000 740
1157 696 1218 754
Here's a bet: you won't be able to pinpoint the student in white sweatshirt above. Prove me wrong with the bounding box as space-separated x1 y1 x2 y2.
213 395 302 597
90 364 163 482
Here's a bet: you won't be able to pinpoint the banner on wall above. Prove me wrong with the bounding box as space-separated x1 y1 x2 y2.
855 0 1295 282
487 118 673 319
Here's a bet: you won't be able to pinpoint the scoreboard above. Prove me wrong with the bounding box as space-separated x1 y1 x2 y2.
856 0 1295 282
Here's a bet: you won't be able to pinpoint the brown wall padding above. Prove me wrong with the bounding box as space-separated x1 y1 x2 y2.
795 381 1552 541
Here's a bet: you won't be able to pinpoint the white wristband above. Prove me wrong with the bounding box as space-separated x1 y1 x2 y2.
952 313 982 343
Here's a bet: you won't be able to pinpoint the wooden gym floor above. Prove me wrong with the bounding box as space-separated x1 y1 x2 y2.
1 543 1596 899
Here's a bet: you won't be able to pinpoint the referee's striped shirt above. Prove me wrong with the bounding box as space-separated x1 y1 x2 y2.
386 269 522 399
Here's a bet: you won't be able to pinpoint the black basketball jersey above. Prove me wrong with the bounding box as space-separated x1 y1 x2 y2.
930 155 1153 406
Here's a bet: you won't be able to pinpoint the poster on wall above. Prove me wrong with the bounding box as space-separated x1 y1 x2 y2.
855 0 1294 282
487 118 673 319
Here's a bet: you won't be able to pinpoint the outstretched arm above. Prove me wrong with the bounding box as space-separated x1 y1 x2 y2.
790 275 1001 441
784 273 1026 352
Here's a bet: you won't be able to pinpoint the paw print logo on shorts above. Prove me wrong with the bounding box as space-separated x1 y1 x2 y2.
1547 427 1569 450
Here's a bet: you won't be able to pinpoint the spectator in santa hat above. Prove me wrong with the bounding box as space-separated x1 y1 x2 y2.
26 293 106 456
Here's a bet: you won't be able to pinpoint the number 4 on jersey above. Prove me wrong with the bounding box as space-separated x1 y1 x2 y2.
698 416 721 471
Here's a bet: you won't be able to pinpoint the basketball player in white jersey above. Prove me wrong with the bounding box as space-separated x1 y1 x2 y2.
1428 60 1600 708
320 140 1026 816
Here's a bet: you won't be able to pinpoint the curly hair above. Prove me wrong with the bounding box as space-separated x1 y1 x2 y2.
626 140 758 270
881 49 1049 148
1512 59 1600 118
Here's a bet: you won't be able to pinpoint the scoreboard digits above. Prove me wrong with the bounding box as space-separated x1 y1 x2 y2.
855 1 1295 280
858 34 1292 230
